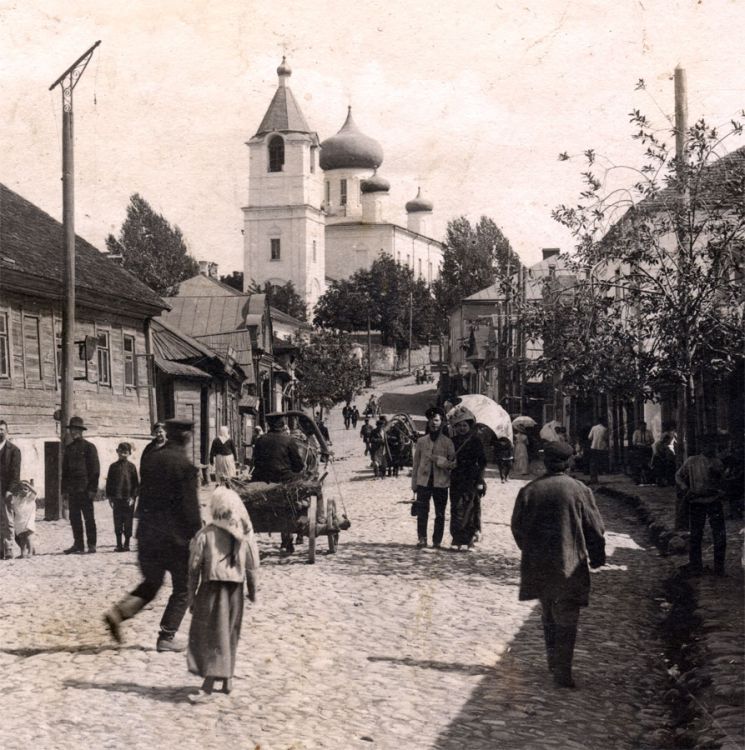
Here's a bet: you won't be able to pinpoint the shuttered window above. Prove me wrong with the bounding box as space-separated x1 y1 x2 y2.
97 331 111 386
123 335 136 387
0 313 9 378
23 315 42 380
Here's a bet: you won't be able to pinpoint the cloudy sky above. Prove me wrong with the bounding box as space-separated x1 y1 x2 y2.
2 0 743 272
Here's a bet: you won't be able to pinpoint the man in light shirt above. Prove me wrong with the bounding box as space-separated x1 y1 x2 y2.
587 417 608 484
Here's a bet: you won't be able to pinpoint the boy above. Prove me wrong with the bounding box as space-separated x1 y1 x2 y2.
105 442 139 552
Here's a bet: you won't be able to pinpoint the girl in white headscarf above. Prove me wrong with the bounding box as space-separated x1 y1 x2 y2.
187 487 260 702
209 426 237 484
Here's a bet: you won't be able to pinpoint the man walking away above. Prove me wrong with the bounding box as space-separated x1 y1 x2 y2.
104 419 202 651
61 416 100 554
511 441 606 688
0 420 22 559
676 436 727 577
587 417 608 485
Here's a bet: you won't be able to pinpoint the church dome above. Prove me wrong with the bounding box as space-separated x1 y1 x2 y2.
360 172 390 194
276 56 292 78
405 187 433 213
320 107 383 171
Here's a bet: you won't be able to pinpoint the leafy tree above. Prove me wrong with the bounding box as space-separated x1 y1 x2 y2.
220 271 244 292
247 279 308 322
313 254 438 349
551 97 745 455
106 193 198 296
294 330 366 411
433 215 520 320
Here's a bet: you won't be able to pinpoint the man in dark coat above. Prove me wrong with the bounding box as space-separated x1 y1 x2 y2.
511 441 606 688
104 419 202 652
61 416 100 554
251 416 305 484
0 419 22 560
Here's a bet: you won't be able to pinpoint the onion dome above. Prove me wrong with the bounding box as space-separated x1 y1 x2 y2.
320 107 383 171
405 187 433 213
360 171 390 194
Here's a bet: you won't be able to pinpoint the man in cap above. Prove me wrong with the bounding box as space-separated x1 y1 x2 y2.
61 416 100 554
511 440 606 688
251 414 305 554
104 418 202 651
0 419 22 559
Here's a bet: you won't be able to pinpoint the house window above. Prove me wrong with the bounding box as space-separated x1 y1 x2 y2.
270 238 281 261
312 240 317 262
123 335 136 387
325 181 330 204
23 315 42 380
268 136 284 172
97 331 111 386
340 179 347 206
55 325 62 381
0 312 9 378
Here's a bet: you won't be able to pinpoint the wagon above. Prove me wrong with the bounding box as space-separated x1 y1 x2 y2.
229 411 350 564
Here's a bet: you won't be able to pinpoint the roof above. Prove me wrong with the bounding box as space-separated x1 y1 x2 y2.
270 306 312 330
154 357 211 380
176 274 242 297
194 331 255 383
254 83 312 137
0 184 166 315
151 318 217 361
319 107 383 171
161 295 250 337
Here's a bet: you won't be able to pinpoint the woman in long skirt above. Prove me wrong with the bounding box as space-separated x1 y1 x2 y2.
187 487 259 703
210 426 238 484
448 407 487 551
513 431 530 475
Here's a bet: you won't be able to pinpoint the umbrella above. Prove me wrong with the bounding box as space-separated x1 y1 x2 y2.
539 420 562 442
512 415 537 433
447 394 513 442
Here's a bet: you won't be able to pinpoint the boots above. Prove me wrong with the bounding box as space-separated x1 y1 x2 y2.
542 620 557 672
104 594 146 643
553 624 578 688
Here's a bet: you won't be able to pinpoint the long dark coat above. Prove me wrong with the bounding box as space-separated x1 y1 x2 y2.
251 431 304 483
0 441 21 497
511 472 605 606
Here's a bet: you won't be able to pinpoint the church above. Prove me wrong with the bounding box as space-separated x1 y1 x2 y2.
242 58 444 310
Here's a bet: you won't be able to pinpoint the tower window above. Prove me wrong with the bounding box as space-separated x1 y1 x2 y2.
340 179 347 206
325 181 330 204
270 238 281 260
268 136 284 172
312 240 317 262
310 147 316 174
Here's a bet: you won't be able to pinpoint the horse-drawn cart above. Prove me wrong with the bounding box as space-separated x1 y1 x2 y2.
229 411 350 564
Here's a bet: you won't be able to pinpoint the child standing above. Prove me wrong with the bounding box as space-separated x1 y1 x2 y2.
105 442 139 552
187 486 259 703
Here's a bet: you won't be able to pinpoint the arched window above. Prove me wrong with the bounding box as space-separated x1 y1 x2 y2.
268 136 284 172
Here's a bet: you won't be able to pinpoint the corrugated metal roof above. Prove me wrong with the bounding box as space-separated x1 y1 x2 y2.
254 85 312 136
151 318 217 361
160 295 250 337
194 331 255 385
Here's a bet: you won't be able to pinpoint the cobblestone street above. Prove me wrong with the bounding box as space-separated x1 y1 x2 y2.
0 388 682 750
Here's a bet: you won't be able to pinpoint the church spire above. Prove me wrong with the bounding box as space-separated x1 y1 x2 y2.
253 57 311 136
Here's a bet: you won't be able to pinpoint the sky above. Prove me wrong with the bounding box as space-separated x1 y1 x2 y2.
1 0 744 273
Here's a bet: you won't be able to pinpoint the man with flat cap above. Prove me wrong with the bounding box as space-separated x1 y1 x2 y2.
511 440 606 688
105 418 202 651
61 416 100 554
251 414 305 553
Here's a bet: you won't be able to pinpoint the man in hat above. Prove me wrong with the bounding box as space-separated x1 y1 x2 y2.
511 441 606 688
61 416 100 554
0 419 22 559
411 406 456 548
104 418 201 651
360 416 373 455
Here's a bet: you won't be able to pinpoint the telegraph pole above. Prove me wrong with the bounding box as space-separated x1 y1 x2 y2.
49 40 101 520
407 291 413 373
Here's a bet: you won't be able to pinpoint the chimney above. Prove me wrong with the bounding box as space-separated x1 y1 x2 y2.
542 248 560 260
208 262 219 278
198 260 209 276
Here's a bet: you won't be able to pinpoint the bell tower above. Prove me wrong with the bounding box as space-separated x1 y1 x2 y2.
243 58 326 311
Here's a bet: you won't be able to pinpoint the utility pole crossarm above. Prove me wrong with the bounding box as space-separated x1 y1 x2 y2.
49 40 101 92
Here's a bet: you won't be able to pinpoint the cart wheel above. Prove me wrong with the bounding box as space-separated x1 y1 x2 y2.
307 495 317 564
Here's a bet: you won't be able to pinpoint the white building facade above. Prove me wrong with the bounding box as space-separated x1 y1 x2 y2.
243 59 443 311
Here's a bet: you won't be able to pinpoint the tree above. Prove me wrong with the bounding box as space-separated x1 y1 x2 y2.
220 271 244 292
432 215 520 320
106 193 199 296
313 254 439 349
294 330 366 411
246 279 308 322
551 98 745 456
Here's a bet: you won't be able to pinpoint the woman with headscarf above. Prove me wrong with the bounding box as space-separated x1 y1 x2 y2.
448 407 487 551
187 486 259 703
210 426 238 484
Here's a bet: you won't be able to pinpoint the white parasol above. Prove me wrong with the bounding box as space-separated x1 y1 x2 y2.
447 394 513 442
